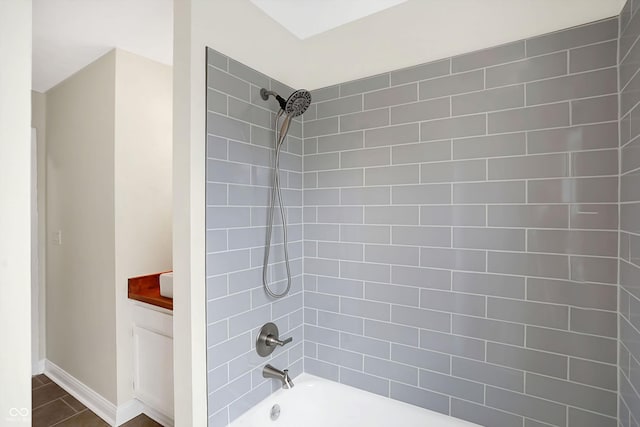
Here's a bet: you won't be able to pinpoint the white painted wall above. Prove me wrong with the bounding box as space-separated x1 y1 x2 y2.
114 49 173 405
31 91 47 371
180 0 303 87
33 0 625 94
172 1 305 424
178 0 624 90
0 0 33 424
45 48 173 409
46 50 118 404
32 0 173 93
31 128 39 371
302 0 625 89
173 2 205 424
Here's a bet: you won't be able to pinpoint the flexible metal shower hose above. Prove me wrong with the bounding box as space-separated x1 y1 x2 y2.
262 110 293 299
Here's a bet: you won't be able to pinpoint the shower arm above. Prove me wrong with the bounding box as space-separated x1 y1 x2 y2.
261 89 278 98
260 88 289 111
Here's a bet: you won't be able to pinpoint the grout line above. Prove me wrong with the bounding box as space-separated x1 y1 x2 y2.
49 410 89 427
295 116 619 147
620 27 640 67
59 396 81 413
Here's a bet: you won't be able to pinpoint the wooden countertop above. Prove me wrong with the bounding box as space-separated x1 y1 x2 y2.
128 271 173 311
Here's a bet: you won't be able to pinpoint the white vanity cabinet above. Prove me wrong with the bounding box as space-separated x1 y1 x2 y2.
131 302 174 423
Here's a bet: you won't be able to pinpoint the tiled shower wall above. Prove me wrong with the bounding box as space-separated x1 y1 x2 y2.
204 48 304 427
618 1 640 425
302 19 620 427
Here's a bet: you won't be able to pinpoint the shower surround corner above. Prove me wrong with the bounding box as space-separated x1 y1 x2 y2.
204 47 304 427
618 0 640 425
205 14 626 427
302 17 620 427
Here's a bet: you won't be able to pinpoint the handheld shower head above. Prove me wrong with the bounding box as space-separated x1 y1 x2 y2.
282 89 312 117
260 86 312 300
260 88 312 117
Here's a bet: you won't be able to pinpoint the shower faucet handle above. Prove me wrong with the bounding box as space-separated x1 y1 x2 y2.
266 335 293 347
256 322 293 357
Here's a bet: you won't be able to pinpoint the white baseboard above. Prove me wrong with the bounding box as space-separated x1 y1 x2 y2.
32 359 44 375
43 360 172 426
141 404 174 427
115 399 144 425
44 360 117 425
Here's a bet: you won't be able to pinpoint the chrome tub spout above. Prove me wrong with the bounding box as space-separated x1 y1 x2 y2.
263 364 294 389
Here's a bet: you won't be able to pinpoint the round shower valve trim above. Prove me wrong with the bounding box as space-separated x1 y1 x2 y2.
256 322 293 357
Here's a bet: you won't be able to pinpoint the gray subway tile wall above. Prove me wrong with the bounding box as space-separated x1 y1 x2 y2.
206 15 626 427
303 18 619 427
620 0 640 426
205 48 304 426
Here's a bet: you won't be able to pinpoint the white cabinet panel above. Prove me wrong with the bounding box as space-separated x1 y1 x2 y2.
132 303 174 420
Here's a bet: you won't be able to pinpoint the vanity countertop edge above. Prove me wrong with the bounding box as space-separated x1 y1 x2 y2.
128 271 173 311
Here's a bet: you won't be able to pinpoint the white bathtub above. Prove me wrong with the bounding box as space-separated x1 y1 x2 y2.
230 374 479 427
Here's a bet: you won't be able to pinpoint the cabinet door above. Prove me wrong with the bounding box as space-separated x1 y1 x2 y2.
133 325 174 417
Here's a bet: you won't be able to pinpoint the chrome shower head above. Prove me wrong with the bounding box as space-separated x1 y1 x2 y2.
260 88 312 117
283 89 311 117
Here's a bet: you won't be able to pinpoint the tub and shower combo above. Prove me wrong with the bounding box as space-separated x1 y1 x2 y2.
206 8 625 424
211 86 478 427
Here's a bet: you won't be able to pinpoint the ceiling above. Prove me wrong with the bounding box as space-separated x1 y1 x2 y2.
32 0 173 93
33 0 625 93
248 0 409 39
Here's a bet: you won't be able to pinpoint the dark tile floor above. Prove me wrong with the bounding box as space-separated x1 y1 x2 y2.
32 374 163 427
